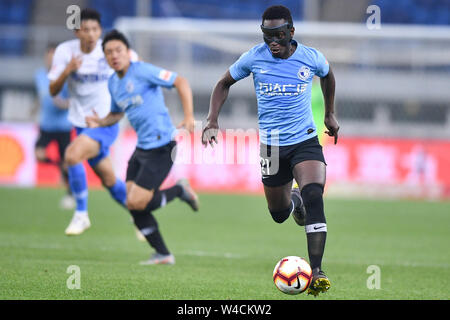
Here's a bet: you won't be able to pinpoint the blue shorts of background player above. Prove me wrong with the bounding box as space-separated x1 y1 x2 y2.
75 123 119 167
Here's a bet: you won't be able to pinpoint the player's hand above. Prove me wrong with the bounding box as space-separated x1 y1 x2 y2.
85 111 101 128
177 116 195 133
324 112 340 144
202 120 219 148
67 55 82 73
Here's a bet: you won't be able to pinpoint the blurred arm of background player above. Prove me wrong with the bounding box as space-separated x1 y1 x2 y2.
320 66 339 144
85 111 124 128
86 75 195 132
49 55 82 96
52 96 69 109
173 75 195 133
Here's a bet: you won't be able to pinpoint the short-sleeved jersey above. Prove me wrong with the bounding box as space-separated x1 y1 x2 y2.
48 39 138 128
229 40 329 146
34 67 72 132
108 61 177 150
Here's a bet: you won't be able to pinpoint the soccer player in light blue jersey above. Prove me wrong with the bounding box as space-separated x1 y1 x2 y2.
86 30 199 265
202 5 339 296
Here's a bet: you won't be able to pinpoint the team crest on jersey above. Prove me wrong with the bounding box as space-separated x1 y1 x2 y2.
297 66 311 81
126 80 134 93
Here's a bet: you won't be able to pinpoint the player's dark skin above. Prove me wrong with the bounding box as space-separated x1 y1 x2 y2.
202 18 339 212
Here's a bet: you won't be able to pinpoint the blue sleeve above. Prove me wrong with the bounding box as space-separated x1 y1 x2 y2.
137 62 177 88
314 49 329 78
229 50 253 81
34 69 45 98
110 98 121 113
108 79 122 113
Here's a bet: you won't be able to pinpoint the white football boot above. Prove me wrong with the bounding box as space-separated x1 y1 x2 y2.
65 212 91 235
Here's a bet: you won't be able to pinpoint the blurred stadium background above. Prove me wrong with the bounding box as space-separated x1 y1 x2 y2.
1 0 450 200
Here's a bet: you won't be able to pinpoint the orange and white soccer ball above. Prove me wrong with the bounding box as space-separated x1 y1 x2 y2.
273 256 312 295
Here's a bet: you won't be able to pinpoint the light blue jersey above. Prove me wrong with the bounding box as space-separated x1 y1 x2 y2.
109 61 177 150
34 67 71 132
229 41 329 146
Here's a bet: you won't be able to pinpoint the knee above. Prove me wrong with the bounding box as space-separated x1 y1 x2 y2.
269 205 292 224
64 146 80 167
300 183 324 205
102 175 117 189
127 194 151 211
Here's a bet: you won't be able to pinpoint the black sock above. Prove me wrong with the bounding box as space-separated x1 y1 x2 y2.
301 183 327 271
130 210 170 255
306 232 327 272
146 185 183 211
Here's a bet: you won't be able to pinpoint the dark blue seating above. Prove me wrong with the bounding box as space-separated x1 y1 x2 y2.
371 0 450 25
89 0 137 29
0 0 32 55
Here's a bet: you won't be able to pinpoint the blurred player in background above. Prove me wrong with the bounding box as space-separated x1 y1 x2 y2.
86 30 199 265
202 5 339 296
34 43 74 210
49 9 137 236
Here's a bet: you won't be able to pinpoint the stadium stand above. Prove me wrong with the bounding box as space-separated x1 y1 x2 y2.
0 0 33 55
371 0 450 25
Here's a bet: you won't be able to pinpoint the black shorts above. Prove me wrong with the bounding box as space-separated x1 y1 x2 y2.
35 129 71 161
126 141 176 190
260 136 326 187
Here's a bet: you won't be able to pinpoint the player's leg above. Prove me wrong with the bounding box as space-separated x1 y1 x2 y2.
263 182 294 224
260 146 301 224
125 148 177 264
63 134 99 235
292 160 330 296
91 156 127 208
35 129 58 165
80 124 127 209
57 131 75 210
127 182 173 264
131 142 198 214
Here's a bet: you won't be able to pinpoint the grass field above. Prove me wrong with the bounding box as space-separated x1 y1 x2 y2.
0 187 449 300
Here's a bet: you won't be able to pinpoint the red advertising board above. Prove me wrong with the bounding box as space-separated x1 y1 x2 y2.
1 123 449 199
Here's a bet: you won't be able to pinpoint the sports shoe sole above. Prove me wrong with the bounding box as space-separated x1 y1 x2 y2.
139 258 175 265
307 277 331 297
177 179 199 212
65 225 90 236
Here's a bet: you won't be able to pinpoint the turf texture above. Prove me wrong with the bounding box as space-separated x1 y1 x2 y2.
0 187 449 300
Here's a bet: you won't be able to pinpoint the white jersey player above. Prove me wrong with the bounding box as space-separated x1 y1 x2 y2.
49 8 133 236
49 38 138 127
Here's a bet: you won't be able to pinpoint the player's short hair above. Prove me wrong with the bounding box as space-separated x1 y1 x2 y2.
80 8 101 24
102 29 130 51
262 5 293 26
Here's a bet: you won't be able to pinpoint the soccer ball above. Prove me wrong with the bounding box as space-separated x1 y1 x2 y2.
273 256 312 295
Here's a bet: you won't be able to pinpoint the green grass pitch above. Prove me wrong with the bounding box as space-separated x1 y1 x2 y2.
0 187 449 300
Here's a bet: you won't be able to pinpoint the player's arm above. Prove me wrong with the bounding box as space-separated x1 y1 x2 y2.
52 96 69 109
85 111 124 128
173 75 195 132
202 70 236 147
320 66 339 144
49 55 82 96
